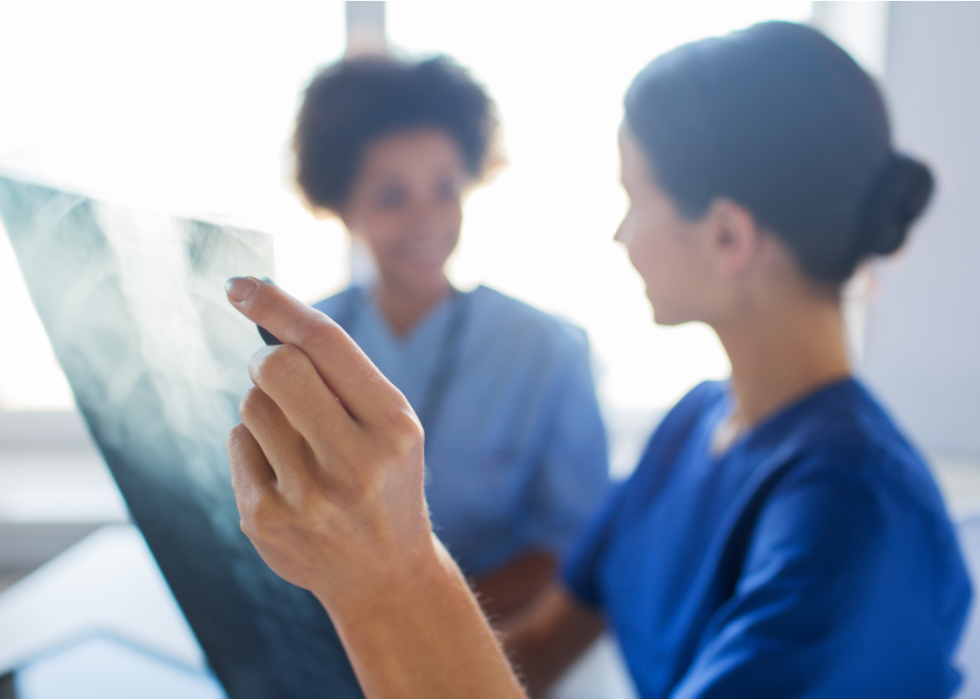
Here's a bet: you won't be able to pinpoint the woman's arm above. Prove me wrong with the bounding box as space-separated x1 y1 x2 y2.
499 582 605 697
473 550 557 618
224 277 526 699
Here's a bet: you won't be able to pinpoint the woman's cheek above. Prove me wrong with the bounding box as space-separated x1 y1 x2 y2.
628 227 660 285
368 214 408 258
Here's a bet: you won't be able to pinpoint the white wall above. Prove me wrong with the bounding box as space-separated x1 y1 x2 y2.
860 2 980 460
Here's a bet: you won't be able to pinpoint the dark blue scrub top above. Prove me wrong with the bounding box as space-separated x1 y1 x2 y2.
563 379 971 699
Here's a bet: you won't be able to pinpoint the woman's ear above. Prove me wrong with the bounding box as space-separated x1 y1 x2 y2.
703 198 761 278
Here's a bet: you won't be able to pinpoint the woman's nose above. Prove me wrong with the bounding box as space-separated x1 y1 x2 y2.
614 210 634 245
410 200 459 237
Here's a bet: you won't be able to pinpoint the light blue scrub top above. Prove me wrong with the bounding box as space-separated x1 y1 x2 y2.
313 285 610 575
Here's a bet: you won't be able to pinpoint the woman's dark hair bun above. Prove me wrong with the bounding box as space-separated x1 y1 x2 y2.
857 153 934 257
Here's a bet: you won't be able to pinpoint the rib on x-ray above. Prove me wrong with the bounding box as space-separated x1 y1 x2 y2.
0 171 363 698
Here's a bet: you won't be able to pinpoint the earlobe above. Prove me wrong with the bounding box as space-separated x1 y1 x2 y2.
717 220 736 248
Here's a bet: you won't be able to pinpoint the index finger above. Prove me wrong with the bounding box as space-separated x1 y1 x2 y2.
225 276 407 425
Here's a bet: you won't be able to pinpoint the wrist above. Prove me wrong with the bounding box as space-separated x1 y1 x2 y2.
316 535 524 699
311 530 451 624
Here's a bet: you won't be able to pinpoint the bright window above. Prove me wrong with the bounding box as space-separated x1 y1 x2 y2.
0 2 814 417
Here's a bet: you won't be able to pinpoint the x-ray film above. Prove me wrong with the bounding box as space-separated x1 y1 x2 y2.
0 171 362 698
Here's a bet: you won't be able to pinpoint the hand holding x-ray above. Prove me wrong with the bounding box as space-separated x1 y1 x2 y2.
224 276 526 699
225 276 432 605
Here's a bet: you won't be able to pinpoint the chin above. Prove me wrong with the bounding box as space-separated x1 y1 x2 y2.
649 300 683 327
407 260 449 278
647 288 697 327
392 263 448 289
647 293 667 325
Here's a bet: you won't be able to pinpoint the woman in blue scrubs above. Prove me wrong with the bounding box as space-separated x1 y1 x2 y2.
290 56 610 617
225 21 971 698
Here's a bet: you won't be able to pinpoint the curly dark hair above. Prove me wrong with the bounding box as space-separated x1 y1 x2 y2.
293 54 501 212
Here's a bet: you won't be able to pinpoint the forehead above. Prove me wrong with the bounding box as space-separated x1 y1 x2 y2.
359 128 466 177
618 124 651 185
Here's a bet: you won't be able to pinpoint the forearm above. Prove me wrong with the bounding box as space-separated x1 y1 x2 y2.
319 535 527 699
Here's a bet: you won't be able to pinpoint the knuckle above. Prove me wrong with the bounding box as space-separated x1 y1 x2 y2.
238 387 267 425
296 316 346 357
239 514 265 544
237 499 259 538
294 488 329 525
387 406 424 454
250 344 309 387
238 510 258 539
345 474 384 508
226 422 249 452
240 493 277 540
248 282 283 320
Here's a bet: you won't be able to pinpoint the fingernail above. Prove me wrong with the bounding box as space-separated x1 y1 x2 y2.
225 277 258 302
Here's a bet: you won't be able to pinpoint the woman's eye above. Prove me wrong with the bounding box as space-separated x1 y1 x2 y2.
377 186 406 209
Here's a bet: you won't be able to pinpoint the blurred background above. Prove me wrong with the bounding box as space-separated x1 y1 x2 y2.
0 0 977 664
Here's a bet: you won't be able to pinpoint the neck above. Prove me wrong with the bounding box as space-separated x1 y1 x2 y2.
375 274 452 336
715 293 851 433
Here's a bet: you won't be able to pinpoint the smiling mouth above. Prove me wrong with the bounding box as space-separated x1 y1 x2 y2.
393 239 455 267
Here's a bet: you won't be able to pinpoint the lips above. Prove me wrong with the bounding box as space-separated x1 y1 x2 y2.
390 236 457 268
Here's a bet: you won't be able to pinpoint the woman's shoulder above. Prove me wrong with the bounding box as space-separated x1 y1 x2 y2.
786 379 931 480
764 379 958 549
311 286 360 318
627 381 729 485
648 380 728 441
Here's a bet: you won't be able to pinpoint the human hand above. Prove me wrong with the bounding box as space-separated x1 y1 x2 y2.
223 276 431 607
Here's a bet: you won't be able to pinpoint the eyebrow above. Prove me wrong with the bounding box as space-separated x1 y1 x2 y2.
357 170 405 183
361 166 465 187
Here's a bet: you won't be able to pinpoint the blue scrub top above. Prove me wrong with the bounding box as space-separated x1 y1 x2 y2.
314 285 610 575
563 379 971 698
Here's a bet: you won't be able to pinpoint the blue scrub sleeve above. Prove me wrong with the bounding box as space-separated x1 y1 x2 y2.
560 380 720 609
560 482 626 608
669 450 966 699
525 333 610 560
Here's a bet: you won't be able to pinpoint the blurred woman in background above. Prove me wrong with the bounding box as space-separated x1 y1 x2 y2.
290 55 610 618
226 20 970 699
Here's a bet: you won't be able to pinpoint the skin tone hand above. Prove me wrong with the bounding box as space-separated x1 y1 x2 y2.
224 276 525 699
499 583 605 698
474 549 556 618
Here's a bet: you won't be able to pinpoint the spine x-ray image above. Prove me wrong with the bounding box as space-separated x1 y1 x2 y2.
0 171 363 698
